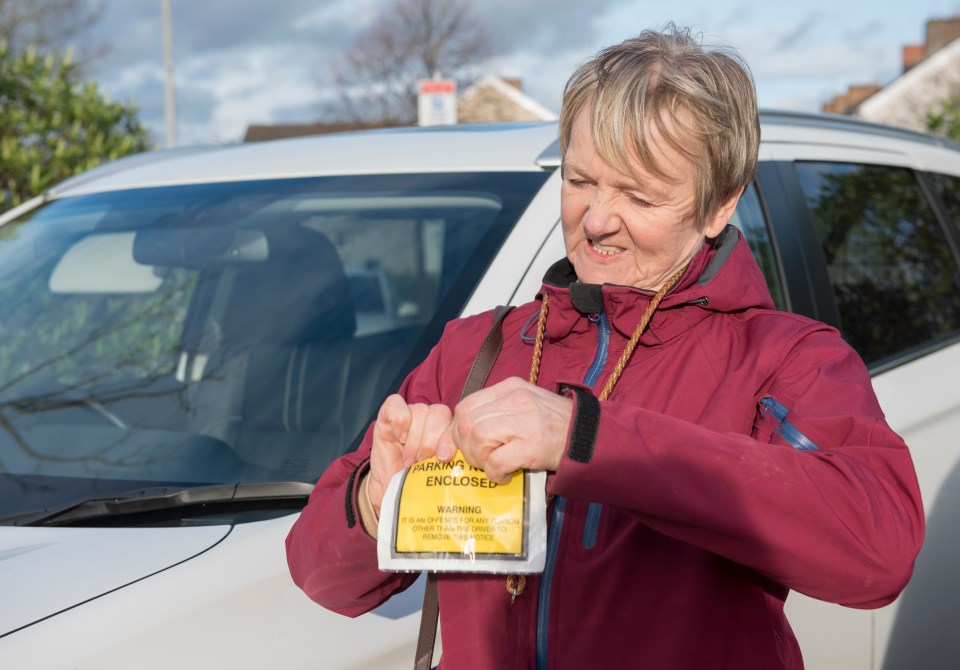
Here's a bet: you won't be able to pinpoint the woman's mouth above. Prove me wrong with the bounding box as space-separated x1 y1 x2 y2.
589 240 623 256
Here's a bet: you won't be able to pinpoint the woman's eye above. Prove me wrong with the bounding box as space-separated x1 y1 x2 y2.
566 178 591 188
626 193 652 207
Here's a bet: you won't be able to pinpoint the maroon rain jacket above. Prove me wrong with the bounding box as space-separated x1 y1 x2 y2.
286 227 924 669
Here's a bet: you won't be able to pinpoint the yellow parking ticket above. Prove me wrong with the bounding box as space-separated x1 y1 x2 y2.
377 451 547 573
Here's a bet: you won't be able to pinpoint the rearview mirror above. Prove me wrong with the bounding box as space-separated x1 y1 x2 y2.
133 228 268 268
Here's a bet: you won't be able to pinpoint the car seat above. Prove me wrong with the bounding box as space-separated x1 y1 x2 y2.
188 224 356 479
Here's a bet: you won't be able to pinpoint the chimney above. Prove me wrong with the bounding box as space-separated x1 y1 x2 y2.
821 84 881 115
925 17 960 56
902 44 925 72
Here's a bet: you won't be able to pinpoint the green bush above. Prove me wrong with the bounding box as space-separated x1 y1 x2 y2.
0 40 151 211
926 94 960 143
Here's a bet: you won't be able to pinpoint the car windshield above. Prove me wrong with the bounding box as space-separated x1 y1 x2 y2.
0 172 549 521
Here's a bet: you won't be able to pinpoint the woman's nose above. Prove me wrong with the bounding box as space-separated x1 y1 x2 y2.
582 190 621 236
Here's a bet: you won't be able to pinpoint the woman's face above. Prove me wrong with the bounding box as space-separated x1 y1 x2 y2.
561 109 737 290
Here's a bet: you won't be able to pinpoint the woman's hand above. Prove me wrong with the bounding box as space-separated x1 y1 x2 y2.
364 394 453 518
360 378 574 535
437 377 574 483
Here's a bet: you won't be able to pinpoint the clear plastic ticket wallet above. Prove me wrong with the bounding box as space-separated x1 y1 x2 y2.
377 450 546 574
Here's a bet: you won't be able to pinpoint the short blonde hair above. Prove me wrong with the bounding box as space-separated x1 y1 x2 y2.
559 25 760 229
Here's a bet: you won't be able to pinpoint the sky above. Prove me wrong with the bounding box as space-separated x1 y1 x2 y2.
66 0 960 148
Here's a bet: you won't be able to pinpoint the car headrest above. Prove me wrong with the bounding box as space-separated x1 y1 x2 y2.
222 227 356 346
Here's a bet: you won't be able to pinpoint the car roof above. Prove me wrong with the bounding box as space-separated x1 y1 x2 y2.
759 109 960 148
51 122 562 197
48 110 960 198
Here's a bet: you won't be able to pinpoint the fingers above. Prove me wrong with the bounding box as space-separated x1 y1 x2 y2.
374 394 413 451
368 395 453 508
445 377 573 483
369 377 575 497
404 403 453 466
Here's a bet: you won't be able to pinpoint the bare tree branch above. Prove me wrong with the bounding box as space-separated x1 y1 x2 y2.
0 0 107 66
324 0 491 126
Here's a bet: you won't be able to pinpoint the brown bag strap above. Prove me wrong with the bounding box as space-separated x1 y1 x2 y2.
459 305 514 401
414 305 514 670
414 573 440 670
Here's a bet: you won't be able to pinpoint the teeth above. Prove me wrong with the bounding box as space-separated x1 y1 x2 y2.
591 241 621 256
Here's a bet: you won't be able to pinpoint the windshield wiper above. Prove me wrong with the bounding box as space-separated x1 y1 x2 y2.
3 481 314 527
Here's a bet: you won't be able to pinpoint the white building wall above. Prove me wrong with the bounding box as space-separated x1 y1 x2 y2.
856 38 960 132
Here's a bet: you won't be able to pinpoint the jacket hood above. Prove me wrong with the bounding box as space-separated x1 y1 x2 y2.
540 225 775 343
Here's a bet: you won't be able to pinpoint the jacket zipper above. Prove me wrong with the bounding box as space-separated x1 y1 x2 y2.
582 503 602 549
536 312 610 670
758 396 821 451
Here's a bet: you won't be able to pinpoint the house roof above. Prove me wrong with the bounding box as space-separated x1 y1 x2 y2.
856 35 960 131
242 74 557 141
243 121 405 142
458 74 558 122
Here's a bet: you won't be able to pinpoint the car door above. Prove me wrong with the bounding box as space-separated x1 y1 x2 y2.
766 143 960 670
497 137 960 670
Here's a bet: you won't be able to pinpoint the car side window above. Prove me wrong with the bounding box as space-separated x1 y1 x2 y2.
929 172 960 224
795 162 960 366
730 183 786 310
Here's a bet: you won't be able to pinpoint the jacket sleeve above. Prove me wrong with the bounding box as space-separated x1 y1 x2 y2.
285 315 493 615
548 326 925 609
284 444 417 617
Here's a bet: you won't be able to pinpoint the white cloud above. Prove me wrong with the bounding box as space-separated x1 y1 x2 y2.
293 0 379 31
168 46 322 144
71 0 960 145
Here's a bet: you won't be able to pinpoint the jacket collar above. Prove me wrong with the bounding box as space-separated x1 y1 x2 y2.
538 226 774 344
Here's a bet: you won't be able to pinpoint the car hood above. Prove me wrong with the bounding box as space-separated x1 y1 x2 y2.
0 524 230 635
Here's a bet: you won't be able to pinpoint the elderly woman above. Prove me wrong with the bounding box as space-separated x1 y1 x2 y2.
287 26 923 669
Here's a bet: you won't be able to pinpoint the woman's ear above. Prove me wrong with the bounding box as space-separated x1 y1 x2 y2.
703 186 746 239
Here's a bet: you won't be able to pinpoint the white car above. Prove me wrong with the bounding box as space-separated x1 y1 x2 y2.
0 114 958 669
